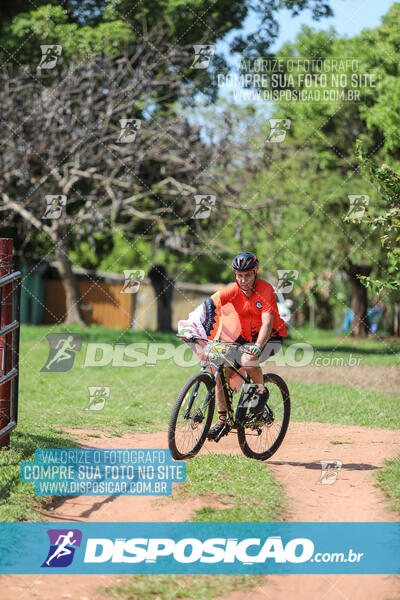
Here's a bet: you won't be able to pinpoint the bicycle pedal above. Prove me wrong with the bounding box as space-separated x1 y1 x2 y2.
214 424 230 443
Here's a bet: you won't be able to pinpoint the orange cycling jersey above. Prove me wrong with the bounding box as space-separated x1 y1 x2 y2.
203 278 287 342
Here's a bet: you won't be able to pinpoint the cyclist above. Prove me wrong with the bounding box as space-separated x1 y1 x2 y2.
178 252 287 441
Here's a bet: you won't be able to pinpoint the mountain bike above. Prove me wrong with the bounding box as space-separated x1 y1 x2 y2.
168 335 290 461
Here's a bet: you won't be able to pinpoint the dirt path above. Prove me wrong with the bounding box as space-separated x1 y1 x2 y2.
3 422 399 600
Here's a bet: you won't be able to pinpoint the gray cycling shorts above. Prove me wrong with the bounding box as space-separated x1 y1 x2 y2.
258 337 282 363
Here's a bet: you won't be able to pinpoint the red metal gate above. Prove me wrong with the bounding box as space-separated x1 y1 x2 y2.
0 239 22 447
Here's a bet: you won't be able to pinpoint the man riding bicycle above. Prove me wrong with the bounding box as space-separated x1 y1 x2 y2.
178 252 287 441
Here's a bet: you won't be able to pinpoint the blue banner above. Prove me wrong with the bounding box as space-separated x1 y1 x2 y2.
0 523 398 574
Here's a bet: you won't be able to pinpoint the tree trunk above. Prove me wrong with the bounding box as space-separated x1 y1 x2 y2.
148 264 173 331
294 302 308 327
309 298 315 328
55 235 86 326
312 287 335 329
394 304 399 337
347 263 371 337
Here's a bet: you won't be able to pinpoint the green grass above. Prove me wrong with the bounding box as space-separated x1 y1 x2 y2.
101 574 265 600
3 323 398 524
375 455 400 516
17 324 399 436
19 324 180 344
18 324 187 434
289 327 400 366
288 381 399 429
0 427 78 521
173 454 284 522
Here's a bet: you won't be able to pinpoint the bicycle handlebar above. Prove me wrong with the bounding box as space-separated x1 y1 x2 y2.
177 334 232 344
176 334 249 352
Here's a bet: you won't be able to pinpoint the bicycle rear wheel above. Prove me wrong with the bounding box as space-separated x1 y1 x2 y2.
237 373 290 460
168 371 215 460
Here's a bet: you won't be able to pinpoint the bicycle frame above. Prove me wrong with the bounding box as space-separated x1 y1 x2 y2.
200 360 252 428
178 334 261 429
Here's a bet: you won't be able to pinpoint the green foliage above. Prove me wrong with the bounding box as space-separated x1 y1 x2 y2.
1 0 335 73
0 1 341 289
96 231 155 273
0 0 107 27
93 231 229 283
105 0 333 53
104 0 246 47
2 5 132 65
222 5 400 317
357 4 400 155
356 141 400 293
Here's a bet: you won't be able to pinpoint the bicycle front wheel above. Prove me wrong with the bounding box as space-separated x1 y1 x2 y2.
168 371 215 460
237 373 290 460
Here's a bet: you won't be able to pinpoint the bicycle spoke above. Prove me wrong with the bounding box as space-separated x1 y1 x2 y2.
171 378 213 457
237 374 290 460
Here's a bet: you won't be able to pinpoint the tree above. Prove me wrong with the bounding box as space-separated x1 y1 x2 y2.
230 5 400 335
0 36 214 324
148 265 174 331
1 1 334 59
1 5 132 68
0 0 335 105
355 143 400 294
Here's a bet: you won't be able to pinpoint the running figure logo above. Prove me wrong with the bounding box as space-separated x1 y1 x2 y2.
191 45 215 69
277 270 298 294
317 460 342 485
116 119 141 143
41 334 82 372
346 195 370 221
85 386 110 411
38 45 62 69
120 269 145 293
42 195 67 219
42 529 82 568
239 384 259 410
266 118 291 143
192 195 216 219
